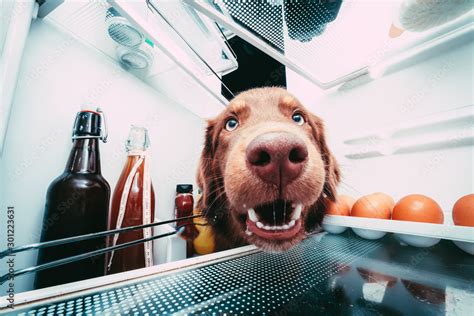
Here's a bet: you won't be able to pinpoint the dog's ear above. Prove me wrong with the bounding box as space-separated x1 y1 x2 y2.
304 113 340 232
307 113 340 201
196 119 223 220
197 119 215 209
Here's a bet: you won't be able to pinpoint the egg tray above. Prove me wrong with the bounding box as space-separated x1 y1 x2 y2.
322 214 474 255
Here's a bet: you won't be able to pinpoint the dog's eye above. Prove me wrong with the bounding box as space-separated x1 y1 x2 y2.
292 113 305 126
225 118 239 131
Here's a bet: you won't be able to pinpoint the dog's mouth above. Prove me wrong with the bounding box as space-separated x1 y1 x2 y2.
243 199 303 241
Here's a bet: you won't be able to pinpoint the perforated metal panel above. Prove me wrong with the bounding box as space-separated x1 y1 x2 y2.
9 234 380 315
188 0 372 86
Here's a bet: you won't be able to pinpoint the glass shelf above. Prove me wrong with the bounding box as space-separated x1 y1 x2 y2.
186 0 473 89
4 232 473 315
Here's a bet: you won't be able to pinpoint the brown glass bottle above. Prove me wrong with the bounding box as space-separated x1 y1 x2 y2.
35 109 110 289
106 126 155 274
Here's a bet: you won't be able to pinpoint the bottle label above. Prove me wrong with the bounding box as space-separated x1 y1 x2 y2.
108 150 154 270
142 151 153 268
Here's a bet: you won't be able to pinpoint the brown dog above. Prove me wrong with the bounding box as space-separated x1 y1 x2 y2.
196 87 340 252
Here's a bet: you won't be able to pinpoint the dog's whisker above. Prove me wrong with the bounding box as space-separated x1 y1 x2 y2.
199 174 225 183
338 181 365 197
200 183 225 198
202 188 228 215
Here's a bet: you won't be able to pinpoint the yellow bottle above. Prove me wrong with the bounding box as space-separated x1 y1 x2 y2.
192 191 215 255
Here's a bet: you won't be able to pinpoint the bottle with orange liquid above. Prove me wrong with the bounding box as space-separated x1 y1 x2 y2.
106 126 155 274
175 184 198 257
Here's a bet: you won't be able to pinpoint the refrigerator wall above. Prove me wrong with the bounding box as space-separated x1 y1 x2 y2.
0 17 211 293
287 39 473 215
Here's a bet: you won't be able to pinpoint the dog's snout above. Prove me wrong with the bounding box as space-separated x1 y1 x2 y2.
246 132 308 187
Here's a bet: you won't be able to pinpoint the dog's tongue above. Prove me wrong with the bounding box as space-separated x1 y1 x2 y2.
246 218 301 241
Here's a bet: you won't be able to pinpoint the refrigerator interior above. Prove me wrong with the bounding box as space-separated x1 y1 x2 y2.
0 0 473 313
0 0 220 293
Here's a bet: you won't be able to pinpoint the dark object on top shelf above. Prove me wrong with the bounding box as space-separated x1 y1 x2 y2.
221 36 286 100
284 0 343 43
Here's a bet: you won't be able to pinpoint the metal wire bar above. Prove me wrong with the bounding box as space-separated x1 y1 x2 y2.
0 223 207 285
0 215 203 259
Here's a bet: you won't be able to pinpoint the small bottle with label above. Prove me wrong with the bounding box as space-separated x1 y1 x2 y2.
175 184 198 257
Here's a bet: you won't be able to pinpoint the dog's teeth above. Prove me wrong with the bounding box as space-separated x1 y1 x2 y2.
289 220 296 227
256 222 264 229
263 225 271 230
248 208 258 222
291 203 303 220
282 224 290 229
245 230 253 236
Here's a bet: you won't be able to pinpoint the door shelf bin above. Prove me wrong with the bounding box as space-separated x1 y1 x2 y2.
323 215 474 254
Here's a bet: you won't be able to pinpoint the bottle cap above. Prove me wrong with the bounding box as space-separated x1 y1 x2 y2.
126 125 150 151
72 109 107 142
176 184 193 194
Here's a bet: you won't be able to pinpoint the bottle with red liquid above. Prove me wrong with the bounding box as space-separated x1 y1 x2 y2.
175 184 198 258
106 126 155 274
35 109 110 289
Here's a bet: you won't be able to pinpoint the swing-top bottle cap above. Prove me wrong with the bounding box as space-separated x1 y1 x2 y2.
126 125 150 151
72 108 108 142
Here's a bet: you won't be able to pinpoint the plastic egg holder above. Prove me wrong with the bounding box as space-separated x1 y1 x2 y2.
322 214 474 254
322 222 347 234
453 241 474 255
352 228 386 240
395 234 440 247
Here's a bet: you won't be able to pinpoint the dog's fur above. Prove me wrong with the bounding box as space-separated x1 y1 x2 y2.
196 87 340 252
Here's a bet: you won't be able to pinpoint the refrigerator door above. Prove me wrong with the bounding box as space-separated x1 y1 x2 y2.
0 0 38 153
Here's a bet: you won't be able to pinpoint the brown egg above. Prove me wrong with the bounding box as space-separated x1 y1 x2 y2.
389 23 405 38
392 194 444 224
339 195 356 209
351 194 392 219
372 192 395 209
326 195 353 216
452 194 474 227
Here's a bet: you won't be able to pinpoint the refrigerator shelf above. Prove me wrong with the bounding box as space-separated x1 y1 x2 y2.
342 105 474 159
2 233 473 315
323 215 474 254
186 0 473 89
44 0 230 115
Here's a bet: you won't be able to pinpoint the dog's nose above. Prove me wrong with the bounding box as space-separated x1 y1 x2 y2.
246 132 308 187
